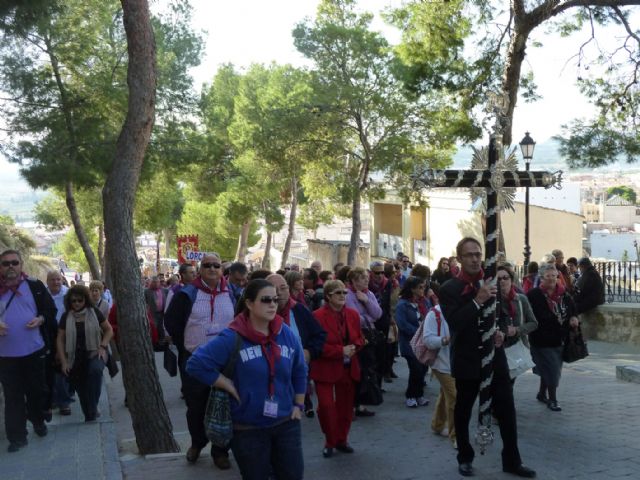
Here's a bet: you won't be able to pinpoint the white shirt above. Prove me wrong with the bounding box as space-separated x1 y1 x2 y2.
423 305 451 374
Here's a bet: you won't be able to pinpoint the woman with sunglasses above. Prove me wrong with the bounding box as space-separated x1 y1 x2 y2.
56 285 113 422
495 266 538 384
186 279 307 480
527 263 578 412
310 280 364 458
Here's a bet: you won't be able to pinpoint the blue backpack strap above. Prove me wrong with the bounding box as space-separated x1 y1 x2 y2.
181 284 199 305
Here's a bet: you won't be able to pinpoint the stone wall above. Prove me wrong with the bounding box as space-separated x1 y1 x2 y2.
580 303 640 346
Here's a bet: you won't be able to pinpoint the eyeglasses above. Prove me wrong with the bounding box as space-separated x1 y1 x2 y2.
1 260 19 267
284 267 291 271
330 290 348 296
201 262 221 269
70 298 85 304
461 252 482 259
259 296 279 304
496 275 511 281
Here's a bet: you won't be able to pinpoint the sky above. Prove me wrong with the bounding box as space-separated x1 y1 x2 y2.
186 0 603 144
1 0 631 184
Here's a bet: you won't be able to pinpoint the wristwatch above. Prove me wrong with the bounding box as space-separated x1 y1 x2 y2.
294 403 305 410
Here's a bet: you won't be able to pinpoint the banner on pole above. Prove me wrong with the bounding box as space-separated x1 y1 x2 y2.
177 235 199 265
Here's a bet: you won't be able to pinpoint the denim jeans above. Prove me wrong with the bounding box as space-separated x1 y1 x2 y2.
403 355 427 399
72 355 104 421
53 371 74 408
231 419 303 480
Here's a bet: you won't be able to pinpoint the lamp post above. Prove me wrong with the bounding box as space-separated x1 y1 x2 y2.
520 132 536 273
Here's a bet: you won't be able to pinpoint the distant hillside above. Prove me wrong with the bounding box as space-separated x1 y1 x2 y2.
0 160 46 223
452 139 639 173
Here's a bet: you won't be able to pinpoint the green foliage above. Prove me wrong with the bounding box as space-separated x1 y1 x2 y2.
607 186 637 204
135 170 184 236
33 193 68 231
51 228 96 272
0 214 36 254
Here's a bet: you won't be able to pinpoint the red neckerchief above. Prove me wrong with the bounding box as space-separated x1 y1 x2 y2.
543 283 566 315
504 286 517 319
0 272 28 296
367 273 388 296
192 276 229 322
416 295 428 319
277 297 296 326
456 268 484 296
229 311 283 397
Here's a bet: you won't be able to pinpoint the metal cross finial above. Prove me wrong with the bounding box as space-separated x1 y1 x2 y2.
485 91 511 138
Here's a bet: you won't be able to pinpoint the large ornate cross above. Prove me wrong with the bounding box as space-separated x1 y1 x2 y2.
411 93 562 454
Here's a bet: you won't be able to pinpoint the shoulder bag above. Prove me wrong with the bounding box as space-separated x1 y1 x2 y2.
204 333 243 448
563 325 588 363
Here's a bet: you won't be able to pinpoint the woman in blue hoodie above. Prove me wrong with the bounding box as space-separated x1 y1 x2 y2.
186 279 307 480
395 276 430 408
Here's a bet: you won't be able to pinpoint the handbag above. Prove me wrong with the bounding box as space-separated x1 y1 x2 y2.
204 333 243 448
163 344 178 377
106 346 120 378
504 339 535 379
563 325 588 363
410 307 441 366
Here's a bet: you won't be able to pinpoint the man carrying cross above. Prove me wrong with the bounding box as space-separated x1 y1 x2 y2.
439 237 536 478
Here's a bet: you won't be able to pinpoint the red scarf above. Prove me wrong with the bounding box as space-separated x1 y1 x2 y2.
543 283 566 315
229 311 283 397
0 272 28 296
456 268 484 296
416 295 428 319
192 275 229 321
277 297 296 326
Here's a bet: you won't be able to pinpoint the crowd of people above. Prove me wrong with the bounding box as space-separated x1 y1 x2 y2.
0 243 605 479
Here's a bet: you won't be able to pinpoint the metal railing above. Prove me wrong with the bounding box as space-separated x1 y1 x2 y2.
595 262 640 304
513 261 640 303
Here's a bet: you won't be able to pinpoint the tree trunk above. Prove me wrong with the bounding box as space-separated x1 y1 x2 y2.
262 231 272 270
235 220 251 263
97 223 105 280
163 227 172 258
280 178 298 269
347 191 362 266
102 0 178 454
65 181 102 280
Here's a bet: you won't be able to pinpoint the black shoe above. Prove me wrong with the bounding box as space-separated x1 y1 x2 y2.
7 439 27 453
535 393 548 404
383 375 392 383
355 408 375 417
186 446 202 463
389 371 398 379
504 464 537 478
322 447 333 458
213 454 231 470
43 410 53 423
305 409 315 418
336 443 354 453
33 423 48 437
547 400 562 412
458 462 474 477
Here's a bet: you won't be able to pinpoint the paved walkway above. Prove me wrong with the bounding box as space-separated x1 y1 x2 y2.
1 340 638 479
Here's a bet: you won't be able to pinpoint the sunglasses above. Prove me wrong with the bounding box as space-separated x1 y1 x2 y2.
1 260 20 267
259 296 279 304
330 290 348 296
70 298 85 304
497 275 511 281
372 271 384 276
201 262 221 269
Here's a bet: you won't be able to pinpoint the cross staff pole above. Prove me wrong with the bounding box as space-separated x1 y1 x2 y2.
410 142 562 455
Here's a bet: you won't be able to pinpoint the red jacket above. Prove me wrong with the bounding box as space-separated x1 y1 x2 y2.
310 304 364 383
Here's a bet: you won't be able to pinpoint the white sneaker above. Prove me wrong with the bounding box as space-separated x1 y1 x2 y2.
405 398 418 408
417 396 429 406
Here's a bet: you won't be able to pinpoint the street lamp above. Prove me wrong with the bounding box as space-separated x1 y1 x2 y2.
520 132 536 273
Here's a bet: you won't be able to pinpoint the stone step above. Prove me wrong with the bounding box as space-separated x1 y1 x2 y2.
616 365 640 383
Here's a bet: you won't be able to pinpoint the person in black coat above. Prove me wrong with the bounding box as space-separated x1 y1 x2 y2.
573 257 605 314
267 274 327 416
439 238 535 478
